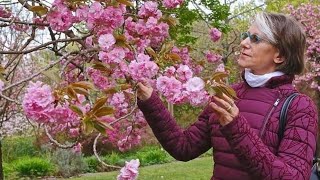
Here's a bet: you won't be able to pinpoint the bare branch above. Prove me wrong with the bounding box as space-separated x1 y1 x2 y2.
2 48 98 92
93 133 121 169
228 3 265 21
0 17 49 26
44 125 78 149
0 93 21 104
0 37 87 55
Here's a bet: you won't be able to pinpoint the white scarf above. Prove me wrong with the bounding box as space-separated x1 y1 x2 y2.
244 68 284 87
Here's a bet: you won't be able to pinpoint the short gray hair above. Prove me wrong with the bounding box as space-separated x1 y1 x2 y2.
253 13 277 44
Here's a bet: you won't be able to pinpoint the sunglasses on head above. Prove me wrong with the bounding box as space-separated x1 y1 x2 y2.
240 32 266 43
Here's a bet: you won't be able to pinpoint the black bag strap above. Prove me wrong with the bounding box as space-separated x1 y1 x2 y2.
278 92 299 142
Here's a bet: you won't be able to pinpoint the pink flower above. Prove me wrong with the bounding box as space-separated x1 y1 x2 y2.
138 1 162 19
163 0 184 9
215 63 225 72
128 54 159 81
176 64 193 82
0 80 4 92
22 81 55 123
185 77 205 92
72 143 82 154
46 5 74 32
98 34 116 51
117 159 140 180
209 28 222 42
205 51 222 63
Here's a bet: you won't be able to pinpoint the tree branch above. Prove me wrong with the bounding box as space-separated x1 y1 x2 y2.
2 48 98 92
228 3 265 21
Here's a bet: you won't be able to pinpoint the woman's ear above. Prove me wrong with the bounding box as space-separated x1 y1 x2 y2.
273 50 285 64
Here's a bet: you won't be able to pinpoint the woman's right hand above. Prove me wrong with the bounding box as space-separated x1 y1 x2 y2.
136 82 153 101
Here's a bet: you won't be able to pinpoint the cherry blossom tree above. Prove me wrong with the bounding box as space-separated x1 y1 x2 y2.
0 0 232 178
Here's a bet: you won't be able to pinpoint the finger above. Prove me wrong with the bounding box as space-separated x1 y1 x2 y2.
213 96 231 110
209 102 230 116
222 93 235 106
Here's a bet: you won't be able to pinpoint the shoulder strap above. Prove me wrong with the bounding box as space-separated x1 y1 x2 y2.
278 92 299 142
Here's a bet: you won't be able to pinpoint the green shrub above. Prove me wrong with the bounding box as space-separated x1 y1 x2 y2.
50 149 88 177
13 157 55 177
2 136 38 162
134 146 173 166
83 156 99 173
103 152 123 166
3 162 18 179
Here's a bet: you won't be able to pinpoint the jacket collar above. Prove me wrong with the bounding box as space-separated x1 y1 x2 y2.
241 71 294 89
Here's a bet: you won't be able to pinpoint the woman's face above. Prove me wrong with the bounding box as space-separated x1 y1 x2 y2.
237 25 283 75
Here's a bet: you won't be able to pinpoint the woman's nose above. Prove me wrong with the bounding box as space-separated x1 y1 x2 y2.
240 37 250 49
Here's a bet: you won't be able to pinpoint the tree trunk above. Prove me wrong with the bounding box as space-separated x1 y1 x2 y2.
0 140 3 180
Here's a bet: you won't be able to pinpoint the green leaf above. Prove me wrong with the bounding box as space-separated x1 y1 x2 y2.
41 69 61 83
92 97 108 113
30 6 48 16
70 105 83 116
94 106 114 117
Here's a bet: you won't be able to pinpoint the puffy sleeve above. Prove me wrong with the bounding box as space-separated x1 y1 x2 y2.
137 91 212 161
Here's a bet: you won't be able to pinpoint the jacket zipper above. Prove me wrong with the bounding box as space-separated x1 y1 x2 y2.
259 98 280 138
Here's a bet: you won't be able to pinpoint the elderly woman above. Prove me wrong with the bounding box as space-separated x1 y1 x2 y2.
137 12 318 180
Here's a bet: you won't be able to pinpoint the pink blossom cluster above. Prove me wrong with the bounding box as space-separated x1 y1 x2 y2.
209 28 222 42
22 81 55 123
87 68 114 90
171 46 204 75
205 51 222 63
157 64 209 105
99 111 147 151
163 0 184 9
46 0 75 32
75 2 125 35
0 6 11 18
62 58 85 83
117 159 140 180
128 53 159 81
138 1 162 19
125 16 169 49
23 81 81 135
117 126 142 152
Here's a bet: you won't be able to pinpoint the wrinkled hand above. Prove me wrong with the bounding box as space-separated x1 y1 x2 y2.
136 82 153 101
209 93 239 126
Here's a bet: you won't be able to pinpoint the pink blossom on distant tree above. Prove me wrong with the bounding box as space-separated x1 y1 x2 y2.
0 80 4 92
117 159 140 180
209 28 222 42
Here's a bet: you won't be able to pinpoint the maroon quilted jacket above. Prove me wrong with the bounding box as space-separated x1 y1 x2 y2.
137 74 318 180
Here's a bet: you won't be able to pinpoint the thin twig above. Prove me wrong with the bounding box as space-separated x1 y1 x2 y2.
93 133 121 169
2 48 98 92
109 88 138 125
0 37 87 55
44 125 78 149
0 17 49 26
0 93 21 104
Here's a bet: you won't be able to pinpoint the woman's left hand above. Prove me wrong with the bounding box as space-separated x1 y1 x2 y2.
209 93 239 126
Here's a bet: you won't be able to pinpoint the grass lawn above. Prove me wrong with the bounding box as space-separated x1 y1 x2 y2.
70 156 213 180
